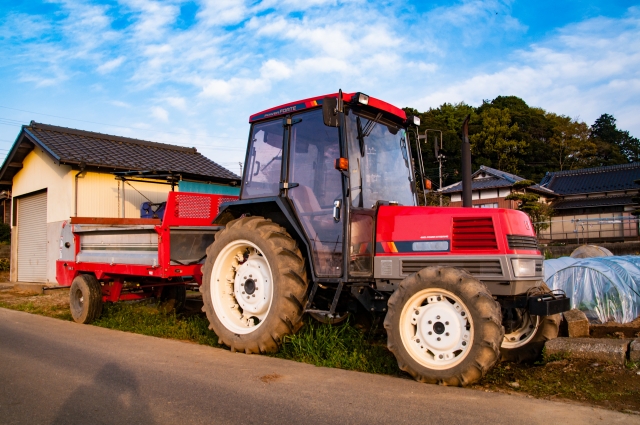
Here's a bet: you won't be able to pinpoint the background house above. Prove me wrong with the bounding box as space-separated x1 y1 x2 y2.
0 121 240 284
537 163 640 243
441 165 555 209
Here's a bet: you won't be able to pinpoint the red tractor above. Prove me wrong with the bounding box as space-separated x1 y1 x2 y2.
202 91 569 386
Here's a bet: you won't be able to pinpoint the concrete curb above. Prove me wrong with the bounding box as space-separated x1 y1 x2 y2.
545 337 634 365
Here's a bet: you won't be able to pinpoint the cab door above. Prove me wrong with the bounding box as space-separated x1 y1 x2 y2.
287 109 343 277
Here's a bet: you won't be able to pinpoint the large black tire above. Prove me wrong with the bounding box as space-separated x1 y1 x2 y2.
384 267 503 386
200 216 308 353
69 274 103 324
159 284 187 313
500 314 561 363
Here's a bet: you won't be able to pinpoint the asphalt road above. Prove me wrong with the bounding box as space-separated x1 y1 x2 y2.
0 308 637 425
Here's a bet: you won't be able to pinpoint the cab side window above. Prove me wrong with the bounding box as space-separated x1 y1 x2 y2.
241 120 283 199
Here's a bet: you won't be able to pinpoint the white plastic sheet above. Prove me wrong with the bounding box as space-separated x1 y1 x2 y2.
545 256 640 324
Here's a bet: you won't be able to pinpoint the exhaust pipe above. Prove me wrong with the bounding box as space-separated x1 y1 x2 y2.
461 115 472 207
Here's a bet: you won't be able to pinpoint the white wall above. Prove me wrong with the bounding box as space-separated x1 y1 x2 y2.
12 148 74 222
77 171 171 218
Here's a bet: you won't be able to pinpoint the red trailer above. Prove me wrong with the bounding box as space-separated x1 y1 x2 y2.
57 191 237 322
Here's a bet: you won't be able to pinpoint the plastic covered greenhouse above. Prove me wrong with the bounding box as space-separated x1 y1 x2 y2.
545 256 640 324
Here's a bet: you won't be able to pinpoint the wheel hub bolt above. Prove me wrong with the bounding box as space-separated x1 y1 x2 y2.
439 354 443 359
415 311 419 315
445 332 449 336
436 315 440 319
428 331 432 335
416 339 420 343
445 321 449 325
428 320 432 324
437 337 441 341
461 311 466 316
462 341 467 346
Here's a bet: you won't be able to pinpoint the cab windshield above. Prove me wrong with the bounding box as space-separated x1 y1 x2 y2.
346 109 416 208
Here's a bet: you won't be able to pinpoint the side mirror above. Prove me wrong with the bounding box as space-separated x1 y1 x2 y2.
322 97 339 127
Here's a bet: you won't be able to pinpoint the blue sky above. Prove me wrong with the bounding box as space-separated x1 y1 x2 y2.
1 0 639 174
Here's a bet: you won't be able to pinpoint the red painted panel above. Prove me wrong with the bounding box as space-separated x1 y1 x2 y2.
249 92 407 123
375 206 539 256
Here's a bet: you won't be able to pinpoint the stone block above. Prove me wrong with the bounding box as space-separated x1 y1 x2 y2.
563 309 590 337
545 337 631 365
631 339 640 363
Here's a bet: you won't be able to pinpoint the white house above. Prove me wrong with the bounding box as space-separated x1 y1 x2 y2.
0 121 240 283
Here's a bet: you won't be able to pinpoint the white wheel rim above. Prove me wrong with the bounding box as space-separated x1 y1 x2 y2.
502 310 540 349
210 239 273 335
399 289 473 370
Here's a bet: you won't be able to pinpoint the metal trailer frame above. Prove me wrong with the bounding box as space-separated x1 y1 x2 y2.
56 191 237 303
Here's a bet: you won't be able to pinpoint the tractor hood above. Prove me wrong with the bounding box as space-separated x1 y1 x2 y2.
375 206 539 256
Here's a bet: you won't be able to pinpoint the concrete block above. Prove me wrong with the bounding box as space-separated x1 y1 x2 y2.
545 337 631 365
563 309 590 337
631 339 640 363
13 283 46 295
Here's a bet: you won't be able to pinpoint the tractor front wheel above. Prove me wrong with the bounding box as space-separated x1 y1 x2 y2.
384 267 503 386
201 216 308 354
500 311 560 363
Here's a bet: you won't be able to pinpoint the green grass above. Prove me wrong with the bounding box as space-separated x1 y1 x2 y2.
275 318 399 375
0 300 73 321
93 302 219 347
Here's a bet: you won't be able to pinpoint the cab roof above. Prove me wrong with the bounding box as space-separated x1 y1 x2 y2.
249 92 407 123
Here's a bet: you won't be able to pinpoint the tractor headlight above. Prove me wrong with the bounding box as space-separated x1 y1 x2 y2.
511 258 536 277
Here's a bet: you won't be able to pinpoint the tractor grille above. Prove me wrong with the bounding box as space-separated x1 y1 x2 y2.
507 235 539 251
401 259 504 277
452 217 498 250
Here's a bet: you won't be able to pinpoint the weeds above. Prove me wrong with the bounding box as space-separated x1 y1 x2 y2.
0 300 73 321
275 318 399 375
93 302 219 347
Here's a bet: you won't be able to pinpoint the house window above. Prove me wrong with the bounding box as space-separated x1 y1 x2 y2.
473 203 498 208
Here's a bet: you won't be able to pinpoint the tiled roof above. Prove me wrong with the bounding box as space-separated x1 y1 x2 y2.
539 162 640 195
0 122 239 186
552 195 635 210
440 166 554 195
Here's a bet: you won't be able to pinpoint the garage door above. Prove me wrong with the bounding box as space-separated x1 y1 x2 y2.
17 191 47 282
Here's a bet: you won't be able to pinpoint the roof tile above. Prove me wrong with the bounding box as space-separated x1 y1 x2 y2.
22 122 239 181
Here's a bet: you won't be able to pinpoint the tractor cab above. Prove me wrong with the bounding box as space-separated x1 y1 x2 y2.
233 91 415 282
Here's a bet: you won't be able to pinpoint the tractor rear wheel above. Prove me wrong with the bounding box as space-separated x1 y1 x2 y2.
384 267 503 386
201 216 308 354
69 274 103 324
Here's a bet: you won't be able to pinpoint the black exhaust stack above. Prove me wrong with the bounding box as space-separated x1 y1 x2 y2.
461 115 472 207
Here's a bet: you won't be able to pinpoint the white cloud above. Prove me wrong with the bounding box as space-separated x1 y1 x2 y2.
260 59 292 81
110 100 132 108
164 96 187 110
413 11 640 134
197 0 249 26
151 106 169 121
97 56 125 74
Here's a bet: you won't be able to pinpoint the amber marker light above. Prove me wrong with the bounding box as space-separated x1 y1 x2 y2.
334 157 349 171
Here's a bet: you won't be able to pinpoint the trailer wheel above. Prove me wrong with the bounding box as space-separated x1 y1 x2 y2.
384 267 503 386
201 216 308 354
69 274 103 324
500 312 560 363
159 285 187 313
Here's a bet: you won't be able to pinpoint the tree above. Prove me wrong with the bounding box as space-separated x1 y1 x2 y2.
546 113 596 170
505 182 554 234
470 107 526 174
590 113 639 164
